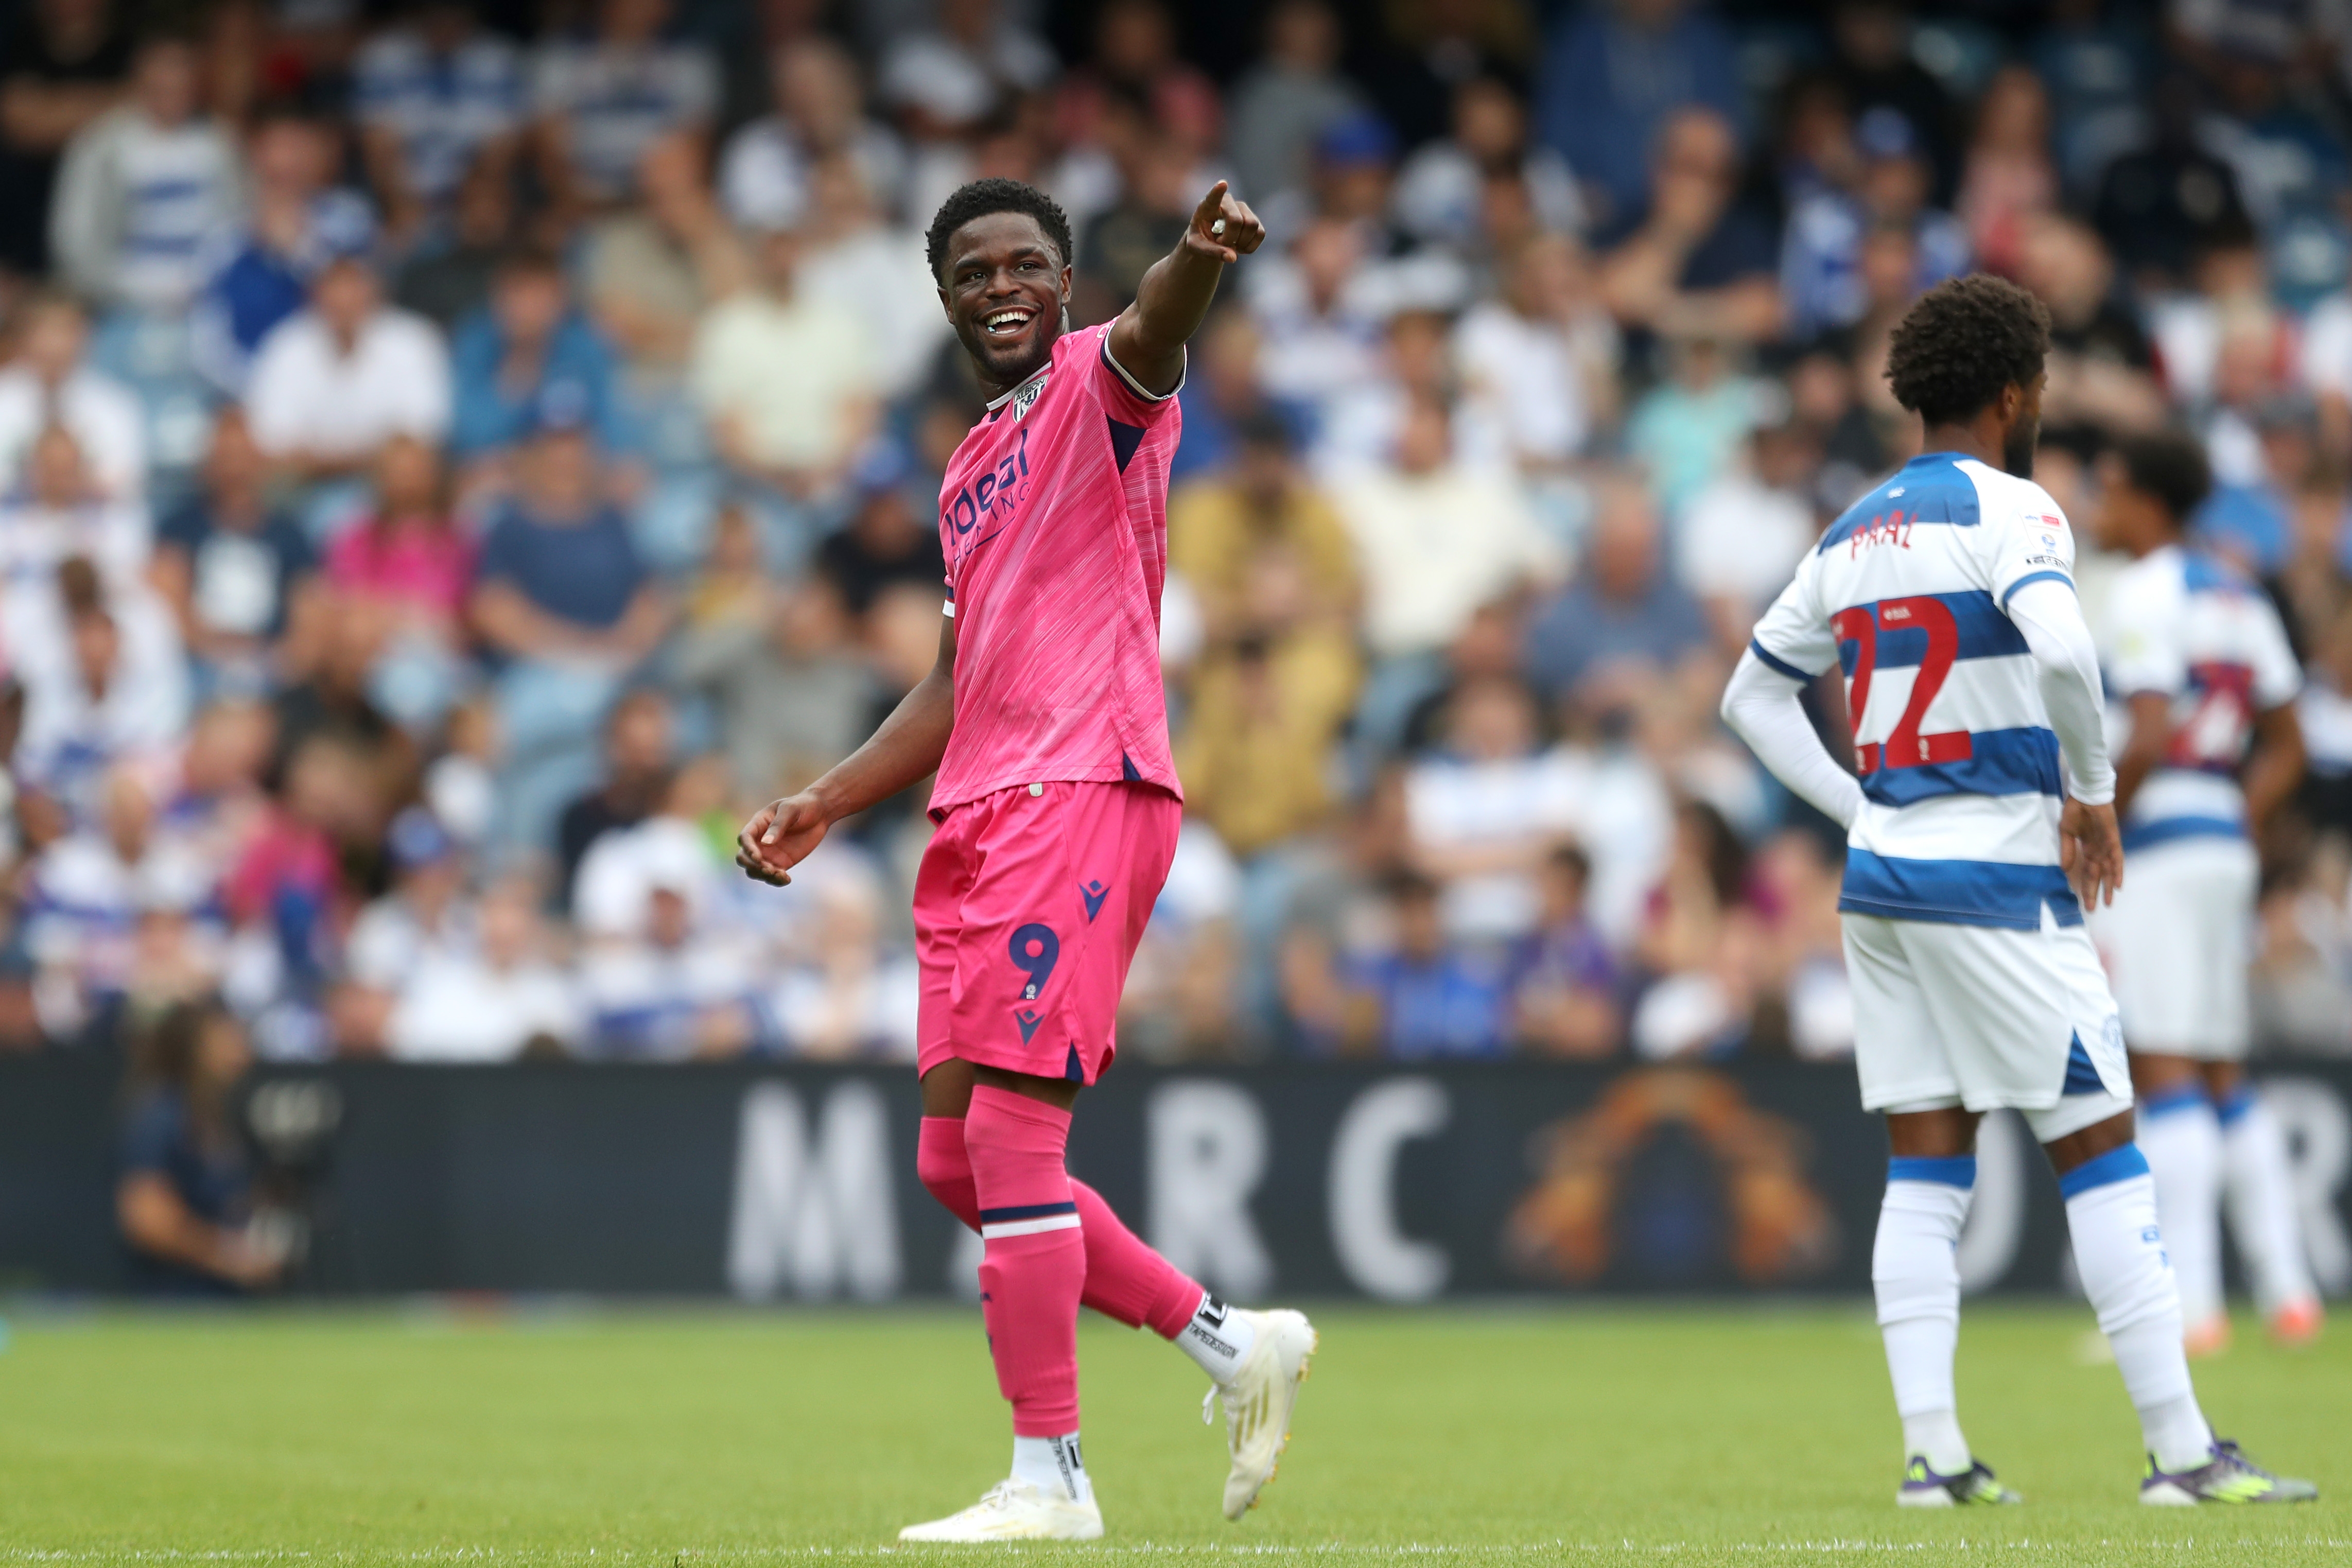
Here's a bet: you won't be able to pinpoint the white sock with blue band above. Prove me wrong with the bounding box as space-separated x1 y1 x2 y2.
2136 1084 2224 1328
2217 1084 2318 1313
1875 1155 1976 1473
2061 1142 2214 1471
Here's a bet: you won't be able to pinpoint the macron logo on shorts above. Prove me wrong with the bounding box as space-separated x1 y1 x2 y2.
979 1200 1080 1240
1081 880 1108 922
1016 1009 1043 1043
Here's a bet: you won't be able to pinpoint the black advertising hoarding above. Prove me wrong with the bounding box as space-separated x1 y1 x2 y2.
3 1055 2348 1301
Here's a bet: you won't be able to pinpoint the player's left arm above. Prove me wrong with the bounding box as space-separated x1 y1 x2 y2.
1106 180 1265 396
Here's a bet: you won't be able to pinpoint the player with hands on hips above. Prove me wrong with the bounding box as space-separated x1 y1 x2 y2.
1720 274 2313 1509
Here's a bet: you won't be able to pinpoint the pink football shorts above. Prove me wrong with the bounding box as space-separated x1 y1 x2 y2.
914 779 1180 1086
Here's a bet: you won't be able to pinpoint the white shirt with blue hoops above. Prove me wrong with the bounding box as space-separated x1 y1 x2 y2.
1748 451 2087 932
2099 542 2299 853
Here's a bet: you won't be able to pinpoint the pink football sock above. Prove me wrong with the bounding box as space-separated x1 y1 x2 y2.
919 1114 1201 1338
963 1086 1087 1437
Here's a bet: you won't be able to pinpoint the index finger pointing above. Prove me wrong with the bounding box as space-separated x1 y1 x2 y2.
1193 180 1230 225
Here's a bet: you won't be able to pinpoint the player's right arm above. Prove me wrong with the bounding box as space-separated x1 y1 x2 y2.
736 612 956 886
1719 560 1868 830
2098 568 2185 817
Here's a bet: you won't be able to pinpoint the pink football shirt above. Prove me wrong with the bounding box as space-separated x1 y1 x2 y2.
930 321 1184 815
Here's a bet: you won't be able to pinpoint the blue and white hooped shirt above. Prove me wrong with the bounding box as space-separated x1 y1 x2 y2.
2097 542 2301 852
1749 451 2085 931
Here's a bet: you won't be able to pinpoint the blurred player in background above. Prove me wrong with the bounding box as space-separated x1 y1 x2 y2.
2089 431 2322 1355
736 176 1314 1542
1722 275 2314 1506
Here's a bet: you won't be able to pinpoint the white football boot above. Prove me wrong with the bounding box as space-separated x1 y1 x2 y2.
1203 1308 1318 1520
896 1479 1105 1542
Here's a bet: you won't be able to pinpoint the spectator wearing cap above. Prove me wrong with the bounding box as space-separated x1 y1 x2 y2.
1596 107 1781 346
1534 0 1741 236
814 446 947 616
0 290 146 502
1226 0 1363 208
351 0 523 249
720 37 907 235
468 394 667 672
447 246 629 484
689 218 877 533
190 101 377 395
386 873 579 1061
50 29 241 313
150 407 320 691
528 0 718 222
246 253 453 487
1780 105 1969 342
335 805 473 1054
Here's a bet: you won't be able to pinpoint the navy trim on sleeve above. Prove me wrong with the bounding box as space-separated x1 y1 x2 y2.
1748 639 1818 683
2000 570 2075 609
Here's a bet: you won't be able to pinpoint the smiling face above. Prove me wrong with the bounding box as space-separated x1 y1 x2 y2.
938 210 1070 393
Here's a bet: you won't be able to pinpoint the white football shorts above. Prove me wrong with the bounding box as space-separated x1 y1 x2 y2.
2087 833 2258 1060
1843 903 2133 1143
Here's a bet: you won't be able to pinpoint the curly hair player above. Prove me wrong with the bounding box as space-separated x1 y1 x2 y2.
734 177 1314 1542
1720 274 2315 1507
2088 431 2322 1355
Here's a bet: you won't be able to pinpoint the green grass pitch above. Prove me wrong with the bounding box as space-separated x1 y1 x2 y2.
0 1303 2344 1565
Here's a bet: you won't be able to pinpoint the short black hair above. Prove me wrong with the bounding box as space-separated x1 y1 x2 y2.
2111 429 2212 526
926 178 1074 285
1883 273 2052 427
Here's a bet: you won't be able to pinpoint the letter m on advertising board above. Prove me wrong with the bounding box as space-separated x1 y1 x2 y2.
726 1081 901 1301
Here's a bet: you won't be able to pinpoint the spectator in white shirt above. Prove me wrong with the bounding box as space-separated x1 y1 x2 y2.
878 0 1056 142
0 291 148 501
25 762 217 1039
334 806 474 1053
530 0 718 219
11 556 189 817
0 423 149 590
690 219 878 509
797 154 950 403
352 0 524 246
246 254 451 483
386 874 580 1061
1453 233 1620 474
1330 393 1561 661
584 879 761 1059
720 36 907 232
1673 415 1822 655
50 30 244 312
765 865 919 1060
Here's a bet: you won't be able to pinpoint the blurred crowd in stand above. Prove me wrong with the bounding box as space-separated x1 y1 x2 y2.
7 0 2352 1070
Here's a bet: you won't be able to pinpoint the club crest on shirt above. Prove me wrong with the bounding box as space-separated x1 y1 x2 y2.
1012 372 1050 421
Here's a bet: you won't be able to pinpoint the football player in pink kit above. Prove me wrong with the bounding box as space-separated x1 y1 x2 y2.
735 176 1316 1542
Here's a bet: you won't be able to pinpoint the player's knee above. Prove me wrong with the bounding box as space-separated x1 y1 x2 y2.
915 1117 982 1229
